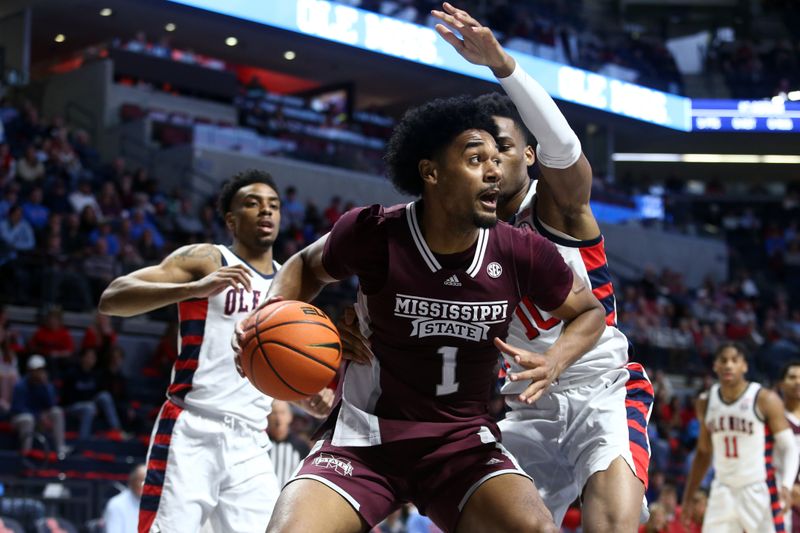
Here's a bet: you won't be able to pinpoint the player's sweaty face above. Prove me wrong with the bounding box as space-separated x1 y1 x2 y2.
493 116 531 210
436 129 502 229
781 367 800 401
713 348 747 384
232 183 281 249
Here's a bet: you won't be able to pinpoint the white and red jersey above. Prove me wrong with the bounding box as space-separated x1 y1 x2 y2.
501 182 629 398
167 245 278 430
706 382 772 487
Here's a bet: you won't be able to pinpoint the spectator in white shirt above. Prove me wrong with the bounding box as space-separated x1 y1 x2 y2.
69 180 101 215
103 464 146 533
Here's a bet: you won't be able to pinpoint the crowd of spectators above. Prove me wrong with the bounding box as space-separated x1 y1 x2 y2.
234 79 392 176
339 0 800 100
0 304 141 471
336 0 684 94
0 92 357 461
708 37 800 99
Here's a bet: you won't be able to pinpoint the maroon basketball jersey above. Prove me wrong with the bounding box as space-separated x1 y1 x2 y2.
321 202 572 446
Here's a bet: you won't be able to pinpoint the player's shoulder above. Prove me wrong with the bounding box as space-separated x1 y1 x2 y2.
338 203 405 227
756 385 783 409
164 243 222 272
497 220 557 250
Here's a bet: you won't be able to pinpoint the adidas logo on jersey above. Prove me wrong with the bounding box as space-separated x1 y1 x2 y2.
443 275 461 287
485 458 503 465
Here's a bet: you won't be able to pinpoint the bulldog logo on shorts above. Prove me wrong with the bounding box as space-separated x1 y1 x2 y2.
313 453 354 476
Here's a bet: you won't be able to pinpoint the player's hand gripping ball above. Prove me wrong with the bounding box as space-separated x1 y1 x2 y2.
238 300 342 401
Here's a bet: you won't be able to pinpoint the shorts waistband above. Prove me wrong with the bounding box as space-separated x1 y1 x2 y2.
166 398 266 434
547 372 606 391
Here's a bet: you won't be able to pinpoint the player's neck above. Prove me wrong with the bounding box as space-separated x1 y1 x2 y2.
230 241 275 275
418 200 480 254
719 380 749 402
498 180 531 221
785 398 800 417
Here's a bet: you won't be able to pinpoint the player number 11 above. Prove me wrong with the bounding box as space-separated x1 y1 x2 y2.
723 435 739 458
436 346 459 396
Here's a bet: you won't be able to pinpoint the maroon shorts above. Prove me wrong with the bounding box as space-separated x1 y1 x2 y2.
290 429 530 532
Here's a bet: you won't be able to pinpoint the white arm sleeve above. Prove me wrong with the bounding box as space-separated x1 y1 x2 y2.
774 427 800 491
497 64 582 169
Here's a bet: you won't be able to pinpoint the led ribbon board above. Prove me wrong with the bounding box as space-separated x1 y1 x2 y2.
692 99 800 133
168 0 692 131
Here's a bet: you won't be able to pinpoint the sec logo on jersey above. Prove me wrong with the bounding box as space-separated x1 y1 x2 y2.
487 262 502 278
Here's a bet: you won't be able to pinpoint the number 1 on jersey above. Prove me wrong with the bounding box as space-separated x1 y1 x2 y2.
436 346 459 396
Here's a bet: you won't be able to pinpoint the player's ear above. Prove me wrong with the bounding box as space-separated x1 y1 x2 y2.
419 159 438 185
224 211 235 232
525 145 535 167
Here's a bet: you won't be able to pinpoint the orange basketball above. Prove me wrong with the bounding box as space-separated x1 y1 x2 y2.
239 300 341 401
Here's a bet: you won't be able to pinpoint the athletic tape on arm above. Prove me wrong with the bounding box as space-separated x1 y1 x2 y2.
498 65 582 170
774 427 800 491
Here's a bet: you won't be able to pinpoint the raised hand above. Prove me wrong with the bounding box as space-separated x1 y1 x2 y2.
336 305 373 365
431 2 515 78
495 337 561 404
191 264 252 299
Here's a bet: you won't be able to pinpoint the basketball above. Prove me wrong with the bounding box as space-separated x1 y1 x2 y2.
239 300 341 401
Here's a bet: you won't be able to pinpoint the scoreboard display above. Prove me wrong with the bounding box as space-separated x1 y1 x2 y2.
692 99 800 133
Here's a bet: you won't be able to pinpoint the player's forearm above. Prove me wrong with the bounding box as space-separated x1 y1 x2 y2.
99 276 197 317
774 428 800 490
266 249 329 303
497 64 581 170
545 306 605 375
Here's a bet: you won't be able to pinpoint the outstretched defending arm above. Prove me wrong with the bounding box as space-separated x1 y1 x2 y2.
99 243 252 317
432 2 598 239
498 275 605 404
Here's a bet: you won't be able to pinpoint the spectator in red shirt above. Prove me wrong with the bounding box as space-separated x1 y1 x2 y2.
27 306 74 375
81 312 118 366
640 502 668 533
682 489 707 533
323 195 343 230
656 484 686 533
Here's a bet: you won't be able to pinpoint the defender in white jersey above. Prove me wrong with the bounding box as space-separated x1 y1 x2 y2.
100 171 331 533
778 361 800 531
682 343 798 533
433 5 653 530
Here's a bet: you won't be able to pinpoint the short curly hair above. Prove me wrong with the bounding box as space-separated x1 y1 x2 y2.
217 169 279 218
714 341 748 361
474 92 534 146
385 95 500 197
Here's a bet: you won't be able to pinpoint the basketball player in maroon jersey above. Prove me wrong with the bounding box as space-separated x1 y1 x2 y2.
237 95 607 532
430 4 654 531
779 361 800 531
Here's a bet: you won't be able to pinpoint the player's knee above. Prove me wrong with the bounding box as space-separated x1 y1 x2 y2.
588 507 639 533
504 514 559 533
